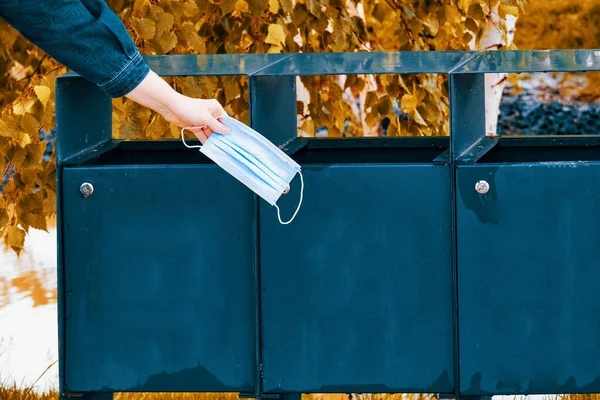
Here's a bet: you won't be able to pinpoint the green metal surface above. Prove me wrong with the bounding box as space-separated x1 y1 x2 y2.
61 165 255 392
55 50 600 399
457 162 600 395
254 51 478 76
143 54 291 76
260 164 453 394
454 49 600 74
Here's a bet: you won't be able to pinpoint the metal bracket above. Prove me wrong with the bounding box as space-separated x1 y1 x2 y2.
456 136 498 163
60 139 120 166
433 148 451 165
279 137 309 156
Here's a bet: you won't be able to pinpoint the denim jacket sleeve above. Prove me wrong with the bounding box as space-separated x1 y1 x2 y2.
0 0 150 98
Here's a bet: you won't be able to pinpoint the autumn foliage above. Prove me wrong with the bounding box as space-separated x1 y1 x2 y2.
0 0 526 253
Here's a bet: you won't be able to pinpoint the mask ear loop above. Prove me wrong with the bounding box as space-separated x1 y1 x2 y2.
275 170 304 225
180 114 228 150
181 127 203 149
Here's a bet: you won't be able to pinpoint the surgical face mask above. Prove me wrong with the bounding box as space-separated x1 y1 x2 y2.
181 115 304 225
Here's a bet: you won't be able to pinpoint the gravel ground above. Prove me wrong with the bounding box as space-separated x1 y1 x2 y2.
497 73 600 136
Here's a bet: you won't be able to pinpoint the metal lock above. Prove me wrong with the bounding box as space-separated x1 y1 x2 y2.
475 180 490 194
80 182 94 198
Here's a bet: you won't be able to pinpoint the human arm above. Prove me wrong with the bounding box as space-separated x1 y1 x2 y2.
0 0 228 139
125 70 229 141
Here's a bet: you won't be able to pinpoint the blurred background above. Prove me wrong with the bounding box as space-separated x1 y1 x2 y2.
2 0 600 398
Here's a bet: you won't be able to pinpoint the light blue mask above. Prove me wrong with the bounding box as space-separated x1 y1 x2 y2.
181 115 304 225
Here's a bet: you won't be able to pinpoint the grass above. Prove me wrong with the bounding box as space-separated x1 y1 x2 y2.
0 391 424 400
2 391 600 400
1 365 600 400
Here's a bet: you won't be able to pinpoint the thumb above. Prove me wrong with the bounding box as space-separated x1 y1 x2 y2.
205 114 229 134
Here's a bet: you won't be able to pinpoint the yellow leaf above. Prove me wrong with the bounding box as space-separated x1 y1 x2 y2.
0 116 21 138
269 0 280 13
377 96 392 116
157 31 178 53
444 4 461 24
365 91 378 110
234 0 249 13
222 77 240 103
9 61 30 81
468 3 484 19
6 226 25 254
265 23 286 46
331 23 346 52
150 6 174 35
0 25 20 50
19 133 31 147
176 76 218 98
413 108 427 126
0 209 8 230
18 193 47 232
300 119 315 137
463 31 474 44
279 0 293 13
458 0 470 13
182 1 200 17
21 113 40 137
328 126 341 137
13 98 35 116
308 29 320 49
183 24 206 53
169 122 181 139
133 0 150 14
19 169 36 188
133 17 156 40
267 44 282 53
8 147 27 167
219 0 237 14
145 114 169 140
465 18 478 33
387 123 398 136
46 192 57 217
33 86 51 108
117 116 142 140
23 143 46 169
401 94 418 112
365 109 378 128
499 4 519 19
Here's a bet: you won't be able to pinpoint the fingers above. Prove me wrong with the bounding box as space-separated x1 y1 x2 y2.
205 113 230 135
207 99 229 133
178 99 229 141
191 127 209 144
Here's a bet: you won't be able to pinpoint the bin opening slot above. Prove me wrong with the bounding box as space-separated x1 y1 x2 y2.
478 137 600 163
81 138 448 165
291 146 446 164
81 142 214 165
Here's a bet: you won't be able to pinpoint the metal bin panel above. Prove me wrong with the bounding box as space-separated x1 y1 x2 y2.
457 162 600 395
61 165 255 392
260 164 454 394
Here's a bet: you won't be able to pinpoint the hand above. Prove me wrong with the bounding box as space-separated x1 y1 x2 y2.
125 70 230 144
164 97 230 143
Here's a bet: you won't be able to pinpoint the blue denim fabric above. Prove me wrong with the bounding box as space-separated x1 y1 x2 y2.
0 0 150 98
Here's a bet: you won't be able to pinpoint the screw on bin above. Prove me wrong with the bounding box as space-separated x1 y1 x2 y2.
475 180 490 195
80 182 94 198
